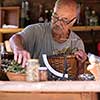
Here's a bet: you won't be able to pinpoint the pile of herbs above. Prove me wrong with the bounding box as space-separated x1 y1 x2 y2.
1 59 25 74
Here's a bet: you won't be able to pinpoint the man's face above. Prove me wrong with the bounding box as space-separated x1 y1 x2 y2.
51 4 77 43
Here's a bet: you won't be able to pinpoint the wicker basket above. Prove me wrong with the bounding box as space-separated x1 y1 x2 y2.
6 72 26 81
48 55 78 79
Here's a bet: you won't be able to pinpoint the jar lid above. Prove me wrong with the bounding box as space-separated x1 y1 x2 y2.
38 67 47 71
27 59 39 62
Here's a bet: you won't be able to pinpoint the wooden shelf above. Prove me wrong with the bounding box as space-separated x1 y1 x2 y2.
0 28 22 42
72 26 100 31
0 26 100 42
0 26 100 34
0 7 20 28
0 28 23 34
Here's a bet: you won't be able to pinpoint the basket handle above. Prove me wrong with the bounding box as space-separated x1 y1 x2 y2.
60 55 68 80
42 54 68 78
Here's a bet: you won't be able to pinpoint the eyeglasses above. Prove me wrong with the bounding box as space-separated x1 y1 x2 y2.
52 14 77 25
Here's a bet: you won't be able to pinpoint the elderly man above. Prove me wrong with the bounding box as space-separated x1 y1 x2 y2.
9 0 87 71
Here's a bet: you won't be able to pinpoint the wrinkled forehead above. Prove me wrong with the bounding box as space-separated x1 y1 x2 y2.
53 2 78 19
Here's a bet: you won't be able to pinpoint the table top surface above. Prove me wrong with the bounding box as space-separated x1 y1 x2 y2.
0 81 100 93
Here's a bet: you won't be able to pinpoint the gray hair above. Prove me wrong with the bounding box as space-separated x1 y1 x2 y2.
54 0 80 17
55 0 80 10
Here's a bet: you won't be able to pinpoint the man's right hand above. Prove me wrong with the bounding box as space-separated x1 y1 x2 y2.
13 48 31 67
9 34 31 67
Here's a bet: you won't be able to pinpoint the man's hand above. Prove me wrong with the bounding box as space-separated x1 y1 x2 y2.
9 34 31 67
74 49 87 63
13 48 31 67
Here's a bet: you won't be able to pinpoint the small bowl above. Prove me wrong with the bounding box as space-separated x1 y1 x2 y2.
6 72 26 81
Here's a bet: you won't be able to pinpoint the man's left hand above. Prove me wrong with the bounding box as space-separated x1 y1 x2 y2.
74 49 87 63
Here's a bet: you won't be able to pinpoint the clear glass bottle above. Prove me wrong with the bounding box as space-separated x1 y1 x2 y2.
76 3 82 26
20 0 25 28
24 0 30 25
38 4 44 23
0 43 4 67
89 10 98 26
44 9 49 23
0 43 8 60
0 49 1 67
26 59 40 82
85 6 91 26
20 0 30 27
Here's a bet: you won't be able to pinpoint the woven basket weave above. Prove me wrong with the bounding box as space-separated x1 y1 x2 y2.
48 55 78 79
7 72 26 81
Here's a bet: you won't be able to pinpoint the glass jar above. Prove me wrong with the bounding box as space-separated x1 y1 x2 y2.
26 59 40 82
39 67 48 81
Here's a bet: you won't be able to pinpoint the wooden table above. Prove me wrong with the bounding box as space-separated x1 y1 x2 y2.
0 81 99 100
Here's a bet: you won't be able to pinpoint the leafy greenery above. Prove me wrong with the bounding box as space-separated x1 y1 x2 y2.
53 47 78 55
7 60 25 74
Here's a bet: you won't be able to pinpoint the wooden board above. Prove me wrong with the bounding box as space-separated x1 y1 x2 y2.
0 92 97 100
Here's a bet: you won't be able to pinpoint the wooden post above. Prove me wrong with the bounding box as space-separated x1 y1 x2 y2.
0 32 2 42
